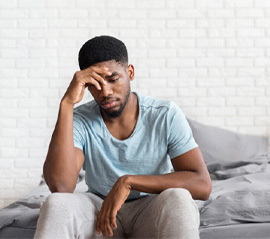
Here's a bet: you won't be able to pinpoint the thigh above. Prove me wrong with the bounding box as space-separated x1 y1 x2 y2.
35 192 123 239
131 188 200 239
41 192 103 221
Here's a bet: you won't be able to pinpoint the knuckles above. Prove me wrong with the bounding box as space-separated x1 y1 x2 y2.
74 71 80 78
73 71 84 81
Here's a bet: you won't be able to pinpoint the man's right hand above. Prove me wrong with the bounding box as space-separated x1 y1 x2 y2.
62 66 111 106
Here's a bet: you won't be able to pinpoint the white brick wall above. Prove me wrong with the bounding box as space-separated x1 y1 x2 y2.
1 0 270 208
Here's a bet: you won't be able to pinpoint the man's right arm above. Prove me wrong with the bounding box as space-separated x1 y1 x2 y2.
43 65 110 193
43 100 84 193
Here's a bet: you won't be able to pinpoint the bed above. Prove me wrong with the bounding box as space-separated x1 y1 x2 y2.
0 119 269 239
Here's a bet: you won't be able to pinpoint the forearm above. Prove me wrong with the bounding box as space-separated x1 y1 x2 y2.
44 99 77 192
124 171 211 200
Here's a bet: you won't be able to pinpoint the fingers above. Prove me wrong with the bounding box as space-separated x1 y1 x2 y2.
96 179 130 238
106 210 118 237
96 207 108 238
96 207 117 238
105 214 113 237
111 210 118 230
88 65 112 77
96 206 103 236
63 65 112 106
83 66 111 90
89 72 106 90
74 66 111 92
87 75 102 90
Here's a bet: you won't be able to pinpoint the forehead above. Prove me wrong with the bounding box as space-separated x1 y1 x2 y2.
93 60 125 71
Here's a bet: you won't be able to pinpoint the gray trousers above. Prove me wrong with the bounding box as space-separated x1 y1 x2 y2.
34 188 200 239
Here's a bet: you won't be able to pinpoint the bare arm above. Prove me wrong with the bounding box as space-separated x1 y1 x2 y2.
125 147 212 200
44 66 111 193
43 101 84 193
96 147 212 238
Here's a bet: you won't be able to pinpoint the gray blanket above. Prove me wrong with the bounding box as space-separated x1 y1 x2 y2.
198 154 270 228
0 173 86 230
1 156 270 231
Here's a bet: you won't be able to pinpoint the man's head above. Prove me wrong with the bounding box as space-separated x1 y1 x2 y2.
78 35 128 70
78 36 134 119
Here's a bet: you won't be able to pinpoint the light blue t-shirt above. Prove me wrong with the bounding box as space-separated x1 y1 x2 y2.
73 92 198 200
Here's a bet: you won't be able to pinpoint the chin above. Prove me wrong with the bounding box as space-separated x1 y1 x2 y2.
104 108 124 119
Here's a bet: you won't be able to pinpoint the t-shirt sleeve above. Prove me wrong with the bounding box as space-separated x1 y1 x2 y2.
73 113 85 152
167 102 198 159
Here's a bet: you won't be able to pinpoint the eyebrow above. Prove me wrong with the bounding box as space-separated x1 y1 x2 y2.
105 72 119 79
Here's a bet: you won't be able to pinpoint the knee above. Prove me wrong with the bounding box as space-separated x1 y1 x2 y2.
42 193 74 212
157 188 199 218
160 188 193 206
156 188 200 228
162 187 191 197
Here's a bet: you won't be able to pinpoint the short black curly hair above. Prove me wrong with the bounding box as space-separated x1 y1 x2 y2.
78 35 128 70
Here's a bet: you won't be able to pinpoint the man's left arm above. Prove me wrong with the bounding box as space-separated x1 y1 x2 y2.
126 147 212 200
96 146 212 238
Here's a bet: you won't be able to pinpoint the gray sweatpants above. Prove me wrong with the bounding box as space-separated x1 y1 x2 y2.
34 188 200 239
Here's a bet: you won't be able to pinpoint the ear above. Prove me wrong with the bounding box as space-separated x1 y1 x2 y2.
127 64 135 81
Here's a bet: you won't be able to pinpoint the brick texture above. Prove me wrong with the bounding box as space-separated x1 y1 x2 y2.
0 0 270 208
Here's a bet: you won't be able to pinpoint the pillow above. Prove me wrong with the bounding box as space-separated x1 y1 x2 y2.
187 119 269 172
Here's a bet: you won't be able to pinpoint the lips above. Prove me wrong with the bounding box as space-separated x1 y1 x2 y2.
101 100 118 109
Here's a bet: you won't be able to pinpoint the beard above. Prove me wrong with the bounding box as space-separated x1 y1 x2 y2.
100 86 131 119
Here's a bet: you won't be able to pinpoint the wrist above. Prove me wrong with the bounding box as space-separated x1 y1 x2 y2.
61 97 75 109
120 174 132 190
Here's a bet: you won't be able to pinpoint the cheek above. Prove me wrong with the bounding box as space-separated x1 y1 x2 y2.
117 81 124 88
116 79 128 90
109 82 122 93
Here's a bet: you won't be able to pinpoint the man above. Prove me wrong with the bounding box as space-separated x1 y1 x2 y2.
34 35 211 239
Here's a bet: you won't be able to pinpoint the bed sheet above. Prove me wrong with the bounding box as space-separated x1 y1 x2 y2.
0 227 35 239
196 155 270 228
1 160 270 239
200 222 270 239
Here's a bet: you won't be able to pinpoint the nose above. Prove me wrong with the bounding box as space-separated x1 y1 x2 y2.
99 83 113 97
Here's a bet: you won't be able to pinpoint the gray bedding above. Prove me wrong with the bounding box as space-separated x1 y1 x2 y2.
0 119 269 239
200 223 270 239
199 157 270 228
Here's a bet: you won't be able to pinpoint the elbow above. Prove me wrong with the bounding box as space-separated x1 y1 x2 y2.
43 162 76 193
48 182 76 193
199 177 212 201
44 171 76 193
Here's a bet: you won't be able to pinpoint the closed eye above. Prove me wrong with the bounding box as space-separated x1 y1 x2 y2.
109 78 119 83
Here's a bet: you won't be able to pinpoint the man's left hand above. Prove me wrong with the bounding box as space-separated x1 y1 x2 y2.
96 175 131 238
